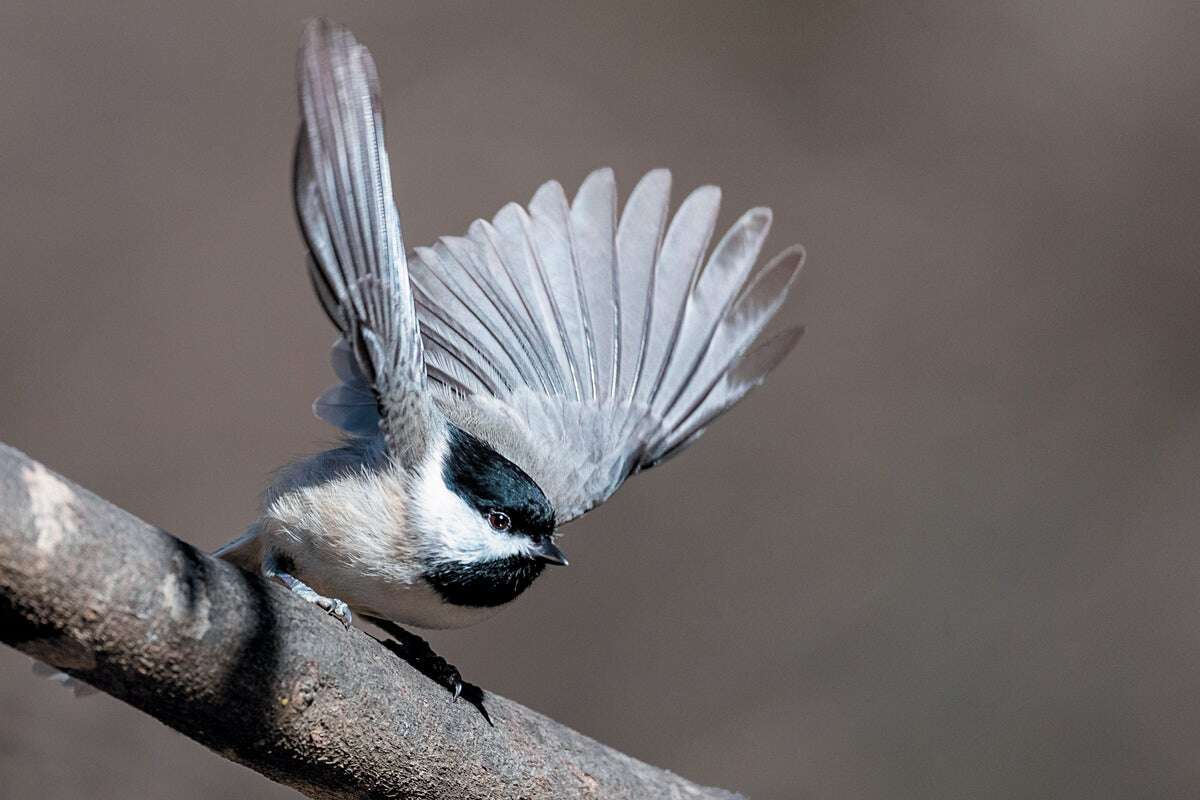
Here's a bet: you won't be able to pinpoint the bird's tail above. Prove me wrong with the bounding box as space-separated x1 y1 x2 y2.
211 522 266 572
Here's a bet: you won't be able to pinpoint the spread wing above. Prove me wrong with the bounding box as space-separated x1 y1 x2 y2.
296 18 435 468
298 22 804 518
410 169 805 522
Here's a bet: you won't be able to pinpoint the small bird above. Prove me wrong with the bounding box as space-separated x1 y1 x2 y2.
216 19 804 656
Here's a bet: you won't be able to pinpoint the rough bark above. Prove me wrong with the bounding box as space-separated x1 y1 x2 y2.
0 443 742 800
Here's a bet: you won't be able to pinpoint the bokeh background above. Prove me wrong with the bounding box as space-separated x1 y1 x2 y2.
2 2 1198 798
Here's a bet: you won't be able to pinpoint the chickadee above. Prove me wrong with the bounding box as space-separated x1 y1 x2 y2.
216 19 804 643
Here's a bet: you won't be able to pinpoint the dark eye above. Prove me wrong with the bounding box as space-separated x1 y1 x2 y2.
487 511 512 532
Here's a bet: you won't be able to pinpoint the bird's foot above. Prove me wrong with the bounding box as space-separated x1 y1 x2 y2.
365 616 491 724
263 556 353 629
311 594 353 629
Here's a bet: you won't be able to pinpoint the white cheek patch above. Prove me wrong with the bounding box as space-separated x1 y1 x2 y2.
410 451 534 565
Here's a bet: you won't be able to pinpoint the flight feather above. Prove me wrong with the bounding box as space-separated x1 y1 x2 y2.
296 18 435 468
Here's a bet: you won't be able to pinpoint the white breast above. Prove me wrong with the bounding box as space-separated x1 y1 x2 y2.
262 445 530 630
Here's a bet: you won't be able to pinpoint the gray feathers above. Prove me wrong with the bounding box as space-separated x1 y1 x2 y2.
297 19 434 467
409 170 804 521
314 338 381 435
300 18 804 522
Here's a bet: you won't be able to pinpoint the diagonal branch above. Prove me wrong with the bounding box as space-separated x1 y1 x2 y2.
0 443 741 800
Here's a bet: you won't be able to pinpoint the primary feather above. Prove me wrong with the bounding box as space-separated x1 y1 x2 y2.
297 18 435 468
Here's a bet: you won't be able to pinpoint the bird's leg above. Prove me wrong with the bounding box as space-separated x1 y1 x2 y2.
262 552 353 629
364 615 490 723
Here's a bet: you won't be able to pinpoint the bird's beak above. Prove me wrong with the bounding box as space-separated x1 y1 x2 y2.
532 540 569 566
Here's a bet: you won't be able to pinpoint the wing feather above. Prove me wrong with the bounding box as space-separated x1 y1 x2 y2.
471 218 565 394
635 185 721 409
651 207 772 419
410 171 803 521
654 326 804 465
296 18 435 464
659 244 805 439
442 232 549 389
569 168 620 400
411 249 514 392
527 181 590 398
297 21 804 517
486 204 575 394
615 169 671 402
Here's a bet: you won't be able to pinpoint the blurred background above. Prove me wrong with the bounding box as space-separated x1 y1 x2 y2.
2 1 1198 798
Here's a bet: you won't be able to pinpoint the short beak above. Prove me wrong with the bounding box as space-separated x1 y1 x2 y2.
532 540 569 566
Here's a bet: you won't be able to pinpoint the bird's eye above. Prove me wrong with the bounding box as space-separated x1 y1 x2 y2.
487 511 512 532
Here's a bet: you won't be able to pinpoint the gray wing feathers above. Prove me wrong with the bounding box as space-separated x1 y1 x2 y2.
410 168 803 520
295 21 800 516
634 184 721 412
656 325 804 465
297 19 433 464
569 169 620 400
650 206 771 419
658 244 806 436
527 182 591 398
615 169 671 403
485 206 574 393
314 338 380 435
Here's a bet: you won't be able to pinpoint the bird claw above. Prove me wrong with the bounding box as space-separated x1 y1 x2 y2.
266 562 354 630
366 616 491 724
317 597 353 629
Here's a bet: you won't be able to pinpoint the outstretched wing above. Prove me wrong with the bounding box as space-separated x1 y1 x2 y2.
296 18 435 468
410 169 804 522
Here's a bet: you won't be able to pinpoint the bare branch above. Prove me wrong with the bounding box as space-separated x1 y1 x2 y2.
0 443 742 800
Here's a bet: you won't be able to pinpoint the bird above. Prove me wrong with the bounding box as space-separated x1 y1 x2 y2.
214 18 805 674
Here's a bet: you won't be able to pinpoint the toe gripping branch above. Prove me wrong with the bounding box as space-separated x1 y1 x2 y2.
262 554 490 723
365 615 492 725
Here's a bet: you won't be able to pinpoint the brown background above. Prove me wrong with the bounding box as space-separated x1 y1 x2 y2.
2 2 1199 798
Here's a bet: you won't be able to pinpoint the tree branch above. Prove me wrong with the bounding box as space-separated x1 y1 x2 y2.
0 443 741 800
